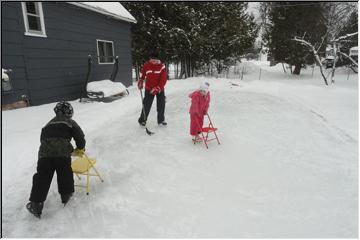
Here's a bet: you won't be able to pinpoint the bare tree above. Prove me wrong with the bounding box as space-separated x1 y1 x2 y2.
329 32 358 83
292 38 328 85
293 31 358 85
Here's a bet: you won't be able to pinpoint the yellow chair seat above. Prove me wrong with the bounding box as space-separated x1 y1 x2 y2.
71 157 96 174
71 151 103 194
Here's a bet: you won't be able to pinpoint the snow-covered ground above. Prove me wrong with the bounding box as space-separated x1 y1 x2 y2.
2 62 358 237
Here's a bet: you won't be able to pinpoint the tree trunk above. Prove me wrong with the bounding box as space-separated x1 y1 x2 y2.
331 42 337 83
179 59 184 79
281 62 287 73
184 57 188 78
186 57 191 77
293 63 301 75
190 59 193 77
175 62 179 79
135 63 140 81
216 61 222 76
166 64 170 80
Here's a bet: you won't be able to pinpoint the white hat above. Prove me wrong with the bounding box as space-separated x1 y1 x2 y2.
199 81 210 92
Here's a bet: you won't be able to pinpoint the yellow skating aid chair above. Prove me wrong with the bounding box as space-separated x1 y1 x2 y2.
71 149 104 195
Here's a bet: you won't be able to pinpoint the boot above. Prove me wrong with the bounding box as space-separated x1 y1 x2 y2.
138 118 146 126
61 193 73 206
158 121 167 126
26 201 43 218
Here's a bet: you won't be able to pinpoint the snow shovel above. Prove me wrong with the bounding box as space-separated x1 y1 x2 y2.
139 90 154 135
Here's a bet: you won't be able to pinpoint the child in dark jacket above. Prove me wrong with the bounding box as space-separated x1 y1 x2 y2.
189 81 211 141
26 101 85 218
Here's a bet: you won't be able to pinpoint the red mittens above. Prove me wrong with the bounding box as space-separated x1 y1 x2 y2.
137 79 144 90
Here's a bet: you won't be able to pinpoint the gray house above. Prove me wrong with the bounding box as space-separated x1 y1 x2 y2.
2 2 136 107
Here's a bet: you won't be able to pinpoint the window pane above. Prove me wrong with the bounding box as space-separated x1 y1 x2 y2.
28 16 41 31
98 42 105 56
105 42 114 62
26 2 37 15
98 42 106 63
99 56 106 63
97 41 114 63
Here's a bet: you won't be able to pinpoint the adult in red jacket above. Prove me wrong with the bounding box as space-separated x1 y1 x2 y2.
138 53 168 126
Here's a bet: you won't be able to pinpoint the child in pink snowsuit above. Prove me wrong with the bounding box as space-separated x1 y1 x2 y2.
189 81 211 140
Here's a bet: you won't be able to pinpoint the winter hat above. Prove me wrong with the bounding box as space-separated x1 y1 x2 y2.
199 81 210 93
54 101 73 118
149 52 160 60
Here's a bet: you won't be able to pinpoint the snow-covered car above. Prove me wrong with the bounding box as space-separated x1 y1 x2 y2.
349 46 358 61
324 46 335 69
324 56 335 69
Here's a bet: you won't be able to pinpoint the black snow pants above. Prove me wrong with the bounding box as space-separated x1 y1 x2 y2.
29 157 74 202
139 89 166 124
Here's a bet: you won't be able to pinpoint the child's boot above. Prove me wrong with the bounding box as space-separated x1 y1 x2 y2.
158 121 167 126
26 201 44 218
61 193 73 206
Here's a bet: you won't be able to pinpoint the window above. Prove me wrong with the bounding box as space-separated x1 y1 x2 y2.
21 2 47 37
97 40 115 64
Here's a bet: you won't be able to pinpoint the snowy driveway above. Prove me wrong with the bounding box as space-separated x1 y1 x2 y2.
2 73 358 237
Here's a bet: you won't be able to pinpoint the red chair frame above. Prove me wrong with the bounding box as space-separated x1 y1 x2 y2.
193 113 220 149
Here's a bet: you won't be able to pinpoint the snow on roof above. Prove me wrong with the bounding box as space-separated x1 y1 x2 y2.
68 2 136 23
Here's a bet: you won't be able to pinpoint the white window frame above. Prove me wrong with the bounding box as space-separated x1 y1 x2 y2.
96 39 115 65
21 2 47 38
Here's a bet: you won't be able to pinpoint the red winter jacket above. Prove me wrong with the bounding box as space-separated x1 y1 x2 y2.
140 61 167 91
189 90 210 116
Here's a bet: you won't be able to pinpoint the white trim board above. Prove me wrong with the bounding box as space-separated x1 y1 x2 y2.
21 2 47 38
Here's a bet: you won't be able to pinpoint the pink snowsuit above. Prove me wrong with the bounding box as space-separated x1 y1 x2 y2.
189 90 211 136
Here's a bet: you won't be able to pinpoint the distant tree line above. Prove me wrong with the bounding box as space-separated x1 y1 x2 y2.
121 2 258 79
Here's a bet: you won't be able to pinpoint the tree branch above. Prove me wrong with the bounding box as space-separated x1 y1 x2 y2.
292 37 329 85
338 51 358 67
332 32 358 42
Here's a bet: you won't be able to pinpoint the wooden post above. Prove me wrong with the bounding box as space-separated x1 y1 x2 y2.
259 68 262 80
311 65 315 78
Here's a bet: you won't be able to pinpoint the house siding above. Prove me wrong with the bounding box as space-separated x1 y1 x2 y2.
1 2 29 104
2 2 133 106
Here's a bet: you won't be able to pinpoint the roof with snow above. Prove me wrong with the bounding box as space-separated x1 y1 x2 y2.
68 2 136 23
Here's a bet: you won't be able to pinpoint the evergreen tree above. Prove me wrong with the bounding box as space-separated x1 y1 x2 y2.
264 2 328 74
121 2 258 78
199 2 258 73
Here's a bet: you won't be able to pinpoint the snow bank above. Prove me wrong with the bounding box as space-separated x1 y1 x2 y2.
86 79 127 97
2 68 9 80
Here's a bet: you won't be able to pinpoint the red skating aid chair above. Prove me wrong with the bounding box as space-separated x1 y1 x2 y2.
192 113 220 149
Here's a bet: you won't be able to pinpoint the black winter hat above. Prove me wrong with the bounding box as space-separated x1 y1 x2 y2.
54 101 73 118
149 52 160 59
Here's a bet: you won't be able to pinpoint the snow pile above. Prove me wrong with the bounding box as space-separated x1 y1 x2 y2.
2 68 9 80
2 62 358 238
86 79 127 97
